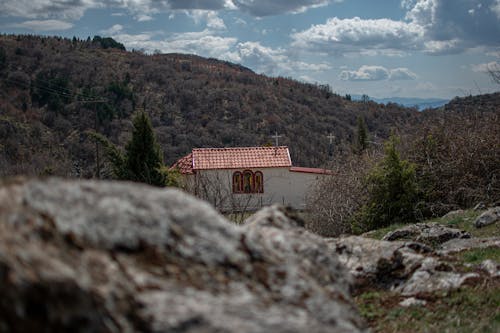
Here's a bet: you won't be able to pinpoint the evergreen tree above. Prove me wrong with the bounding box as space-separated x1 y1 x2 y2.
353 135 419 232
0 47 6 70
92 112 169 186
123 112 166 186
355 116 369 153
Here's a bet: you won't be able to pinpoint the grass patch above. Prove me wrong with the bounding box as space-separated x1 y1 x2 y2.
458 247 500 264
363 209 500 240
439 210 500 238
356 209 499 331
223 212 254 224
355 280 500 333
362 223 407 240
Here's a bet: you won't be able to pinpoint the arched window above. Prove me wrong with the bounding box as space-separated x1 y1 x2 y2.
254 171 263 193
243 170 254 193
232 171 242 193
233 170 264 194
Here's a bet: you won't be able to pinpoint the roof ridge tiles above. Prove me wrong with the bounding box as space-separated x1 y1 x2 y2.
187 146 292 171
192 146 288 151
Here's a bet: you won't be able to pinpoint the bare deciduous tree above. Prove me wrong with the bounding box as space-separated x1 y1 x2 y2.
488 62 500 85
190 171 271 223
306 149 381 237
401 110 500 215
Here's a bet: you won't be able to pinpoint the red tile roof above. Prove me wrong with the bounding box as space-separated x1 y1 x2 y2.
171 153 194 174
172 147 292 173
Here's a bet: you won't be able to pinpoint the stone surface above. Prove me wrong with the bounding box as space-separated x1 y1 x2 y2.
328 236 478 296
474 207 500 228
382 223 471 246
442 210 465 219
480 260 500 277
399 297 427 307
438 237 500 255
0 178 366 333
473 202 486 211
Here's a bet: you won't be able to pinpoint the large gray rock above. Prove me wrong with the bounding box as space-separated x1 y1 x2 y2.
480 260 500 277
381 223 471 246
438 237 500 255
0 178 366 333
328 236 478 296
474 207 500 228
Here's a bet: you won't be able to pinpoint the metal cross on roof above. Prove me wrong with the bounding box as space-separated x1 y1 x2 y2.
327 133 335 144
271 132 282 146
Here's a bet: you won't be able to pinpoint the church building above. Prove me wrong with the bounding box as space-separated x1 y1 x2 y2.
172 146 331 212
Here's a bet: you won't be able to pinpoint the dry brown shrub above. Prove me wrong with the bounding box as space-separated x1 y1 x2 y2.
306 149 381 237
402 110 499 216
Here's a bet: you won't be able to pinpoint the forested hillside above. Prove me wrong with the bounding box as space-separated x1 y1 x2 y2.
0 34 498 180
0 34 424 178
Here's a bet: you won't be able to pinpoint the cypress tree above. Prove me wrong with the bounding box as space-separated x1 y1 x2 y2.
124 112 166 186
356 116 369 153
92 112 176 187
0 47 6 70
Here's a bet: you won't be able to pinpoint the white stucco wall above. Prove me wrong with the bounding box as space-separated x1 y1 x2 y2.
182 167 323 212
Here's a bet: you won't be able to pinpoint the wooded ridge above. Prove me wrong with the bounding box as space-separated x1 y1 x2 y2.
0 34 498 180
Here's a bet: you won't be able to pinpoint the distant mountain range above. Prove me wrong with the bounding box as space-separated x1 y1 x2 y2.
353 95 449 110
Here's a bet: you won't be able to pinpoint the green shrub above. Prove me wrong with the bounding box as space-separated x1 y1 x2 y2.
91 112 172 187
353 135 419 232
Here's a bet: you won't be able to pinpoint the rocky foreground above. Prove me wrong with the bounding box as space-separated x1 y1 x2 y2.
0 178 498 332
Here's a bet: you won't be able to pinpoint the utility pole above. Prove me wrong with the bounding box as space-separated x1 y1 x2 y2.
81 99 107 179
327 133 335 157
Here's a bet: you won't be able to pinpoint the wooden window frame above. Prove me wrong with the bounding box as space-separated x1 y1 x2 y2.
232 170 264 194
232 171 243 193
254 171 264 193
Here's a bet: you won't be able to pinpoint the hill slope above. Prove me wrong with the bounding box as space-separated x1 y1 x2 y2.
0 34 498 178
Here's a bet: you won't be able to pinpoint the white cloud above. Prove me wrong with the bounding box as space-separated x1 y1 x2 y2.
0 0 226 21
224 41 331 75
293 0 500 57
226 41 288 74
135 14 153 21
234 17 247 26
293 61 331 71
471 61 500 73
491 0 500 19
340 66 390 81
100 24 124 35
404 0 438 28
167 0 233 10
298 75 318 83
0 0 100 20
187 10 226 30
340 65 417 81
291 17 423 56
423 39 463 55
486 49 500 58
12 19 74 31
112 29 237 58
389 67 418 80
1 0 334 21
408 0 500 51
232 0 337 17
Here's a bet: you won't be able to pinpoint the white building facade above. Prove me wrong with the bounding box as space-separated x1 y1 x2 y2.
172 146 331 212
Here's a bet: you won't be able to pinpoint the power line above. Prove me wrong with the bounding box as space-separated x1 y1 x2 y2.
3 76 108 102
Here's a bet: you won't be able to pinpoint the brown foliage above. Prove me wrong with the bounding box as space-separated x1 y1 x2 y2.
403 109 500 215
306 149 381 237
0 34 419 178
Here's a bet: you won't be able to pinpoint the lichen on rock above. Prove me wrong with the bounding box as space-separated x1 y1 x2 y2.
0 178 367 333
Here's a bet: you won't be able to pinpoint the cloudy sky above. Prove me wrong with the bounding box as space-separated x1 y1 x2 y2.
1 0 500 99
